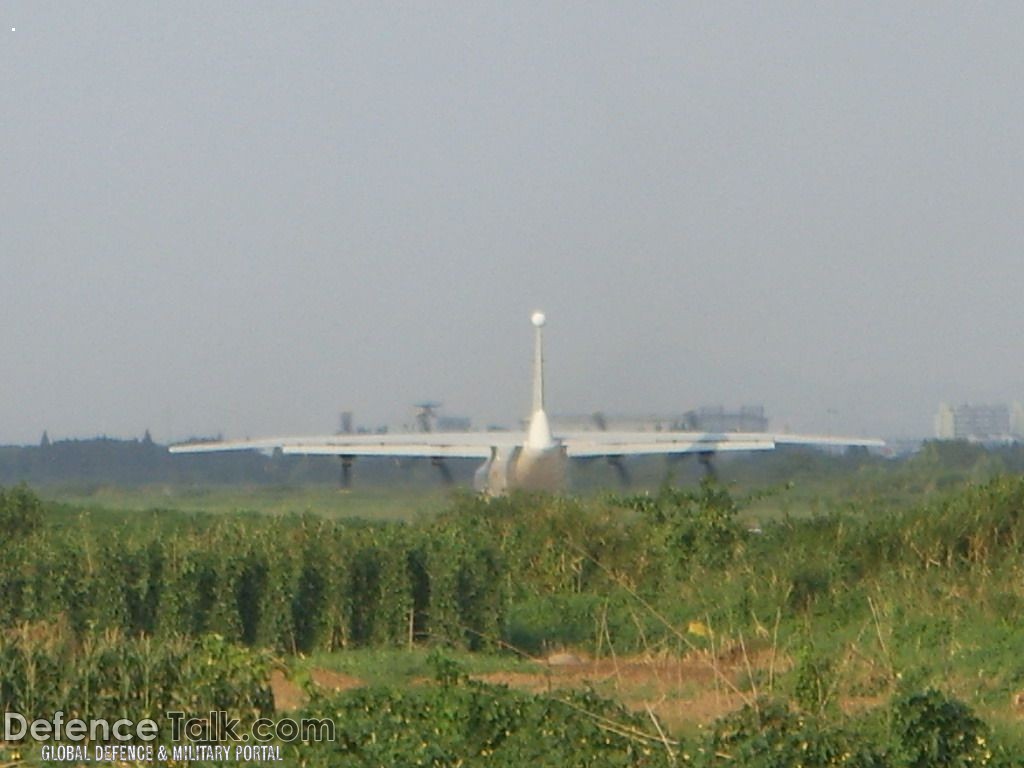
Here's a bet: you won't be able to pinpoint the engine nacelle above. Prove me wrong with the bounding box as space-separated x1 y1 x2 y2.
473 446 521 495
474 444 567 494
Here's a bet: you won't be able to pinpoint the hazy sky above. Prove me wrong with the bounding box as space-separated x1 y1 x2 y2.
3 2 1023 444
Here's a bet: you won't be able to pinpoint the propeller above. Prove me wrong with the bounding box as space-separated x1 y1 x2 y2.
607 455 631 487
414 402 442 433
698 451 717 479
431 456 455 485
589 415 626 487
588 411 629 486
339 455 354 488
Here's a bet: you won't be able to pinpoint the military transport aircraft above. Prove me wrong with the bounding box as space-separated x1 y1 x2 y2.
170 312 883 494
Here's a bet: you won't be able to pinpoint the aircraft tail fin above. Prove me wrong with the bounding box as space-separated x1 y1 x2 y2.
531 311 546 413
526 311 556 450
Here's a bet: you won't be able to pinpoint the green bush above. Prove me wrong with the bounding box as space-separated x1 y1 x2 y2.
0 483 43 540
889 688 993 768
0 626 273 721
297 671 677 767
703 699 885 767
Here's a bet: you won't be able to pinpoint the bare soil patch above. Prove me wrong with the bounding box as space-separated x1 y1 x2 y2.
271 649 891 732
476 651 786 731
271 668 364 712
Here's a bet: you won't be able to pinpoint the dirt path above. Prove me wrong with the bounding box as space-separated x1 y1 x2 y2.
272 649 793 731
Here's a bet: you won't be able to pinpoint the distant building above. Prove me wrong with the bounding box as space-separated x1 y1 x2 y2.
679 405 769 433
934 403 1024 442
436 415 472 432
408 403 472 433
551 405 769 434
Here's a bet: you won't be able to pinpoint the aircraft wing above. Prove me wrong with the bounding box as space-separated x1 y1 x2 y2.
559 431 883 458
168 432 521 460
771 434 884 448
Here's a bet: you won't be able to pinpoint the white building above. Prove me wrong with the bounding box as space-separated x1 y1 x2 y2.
934 403 1024 442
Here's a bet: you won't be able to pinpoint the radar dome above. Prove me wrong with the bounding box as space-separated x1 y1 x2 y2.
531 311 546 327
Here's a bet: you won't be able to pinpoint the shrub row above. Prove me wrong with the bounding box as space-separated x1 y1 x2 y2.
0 627 272 720
294 666 1015 768
4 476 1024 659
0 513 506 653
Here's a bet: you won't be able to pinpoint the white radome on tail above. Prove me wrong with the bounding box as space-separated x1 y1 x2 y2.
170 312 884 494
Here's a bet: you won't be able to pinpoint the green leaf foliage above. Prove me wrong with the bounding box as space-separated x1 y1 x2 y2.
296 674 677 767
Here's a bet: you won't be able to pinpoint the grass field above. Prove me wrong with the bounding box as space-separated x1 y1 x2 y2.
6 445 1024 765
36 482 454 521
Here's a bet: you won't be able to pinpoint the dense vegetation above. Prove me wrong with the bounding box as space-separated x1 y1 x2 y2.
3 448 1024 765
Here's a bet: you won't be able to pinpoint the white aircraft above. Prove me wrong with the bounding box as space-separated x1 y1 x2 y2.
170 312 883 494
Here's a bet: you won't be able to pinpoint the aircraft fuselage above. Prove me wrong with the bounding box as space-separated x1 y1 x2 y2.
473 442 568 494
